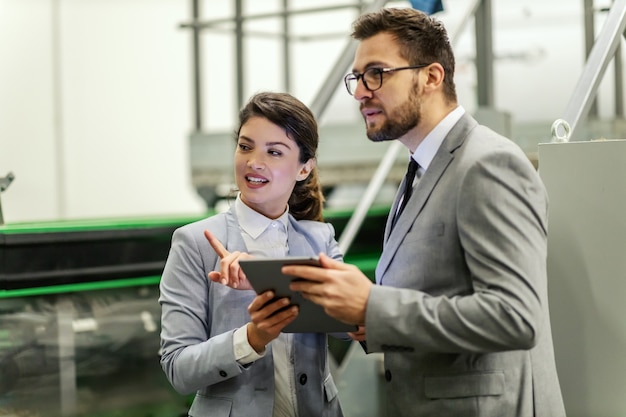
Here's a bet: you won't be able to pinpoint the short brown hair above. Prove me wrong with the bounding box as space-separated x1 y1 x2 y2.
351 7 457 103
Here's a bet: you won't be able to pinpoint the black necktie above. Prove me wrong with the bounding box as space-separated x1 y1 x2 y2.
392 159 419 228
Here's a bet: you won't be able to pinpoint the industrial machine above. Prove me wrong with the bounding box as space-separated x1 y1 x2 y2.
0 209 385 416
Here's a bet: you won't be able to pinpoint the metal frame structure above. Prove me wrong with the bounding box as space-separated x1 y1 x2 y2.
552 0 626 142
181 0 497 255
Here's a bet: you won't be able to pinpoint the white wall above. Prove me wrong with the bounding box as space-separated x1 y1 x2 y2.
0 0 621 223
0 0 206 223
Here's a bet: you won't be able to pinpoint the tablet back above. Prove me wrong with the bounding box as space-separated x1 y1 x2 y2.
239 257 356 333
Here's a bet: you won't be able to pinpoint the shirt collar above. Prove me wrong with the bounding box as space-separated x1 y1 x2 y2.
234 194 289 239
412 105 465 170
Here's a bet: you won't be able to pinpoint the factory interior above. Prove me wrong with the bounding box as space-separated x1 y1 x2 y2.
1 0 626 416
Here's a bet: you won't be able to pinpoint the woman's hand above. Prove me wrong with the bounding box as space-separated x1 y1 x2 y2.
204 229 253 290
349 325 366 342
246 290 299 353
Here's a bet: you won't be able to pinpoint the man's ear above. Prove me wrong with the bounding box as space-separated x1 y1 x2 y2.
297 158 315 181
423 62 445 92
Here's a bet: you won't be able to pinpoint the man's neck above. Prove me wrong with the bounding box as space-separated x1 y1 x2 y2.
402 101 458 153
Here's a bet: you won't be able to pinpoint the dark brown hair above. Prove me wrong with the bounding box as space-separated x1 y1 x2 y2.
236 91 325 221
351 7 457 103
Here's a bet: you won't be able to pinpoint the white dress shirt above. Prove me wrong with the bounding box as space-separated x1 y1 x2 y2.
395 106 466 216
411 105 466 173
231 195 298 417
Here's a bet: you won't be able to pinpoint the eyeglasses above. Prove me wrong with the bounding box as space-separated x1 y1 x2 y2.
343 64 431 95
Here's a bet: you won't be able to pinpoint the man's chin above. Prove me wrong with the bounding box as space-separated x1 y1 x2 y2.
366 129 394 143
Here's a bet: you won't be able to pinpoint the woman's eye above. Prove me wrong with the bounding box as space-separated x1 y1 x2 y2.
268 149 282 156
238 143 251 151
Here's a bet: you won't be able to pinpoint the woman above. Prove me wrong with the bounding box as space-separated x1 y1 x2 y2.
159 92 344 417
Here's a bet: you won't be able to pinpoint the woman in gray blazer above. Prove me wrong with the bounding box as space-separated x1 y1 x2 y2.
159 92 344 417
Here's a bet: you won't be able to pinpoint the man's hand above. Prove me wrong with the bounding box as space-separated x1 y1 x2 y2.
204 230 253 290
286 253 372 325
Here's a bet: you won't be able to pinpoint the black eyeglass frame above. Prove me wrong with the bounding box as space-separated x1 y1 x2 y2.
343 64 431 95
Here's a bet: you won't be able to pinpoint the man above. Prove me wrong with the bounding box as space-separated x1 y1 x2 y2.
286 7 566 417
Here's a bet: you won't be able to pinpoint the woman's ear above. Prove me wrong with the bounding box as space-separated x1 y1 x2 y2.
296 158 315 181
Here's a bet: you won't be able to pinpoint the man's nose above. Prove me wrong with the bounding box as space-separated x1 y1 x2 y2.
353 79 373 101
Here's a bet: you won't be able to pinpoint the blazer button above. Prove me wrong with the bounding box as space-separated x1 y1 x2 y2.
299 374 308 385
219 370 227 378
384 369 392 382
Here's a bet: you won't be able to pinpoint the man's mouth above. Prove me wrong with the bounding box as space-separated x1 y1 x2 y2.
361 107 382 118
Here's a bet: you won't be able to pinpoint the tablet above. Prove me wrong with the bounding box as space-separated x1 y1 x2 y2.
239 257 356 333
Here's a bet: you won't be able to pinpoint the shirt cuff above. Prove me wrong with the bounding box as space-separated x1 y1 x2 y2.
233 324 266 365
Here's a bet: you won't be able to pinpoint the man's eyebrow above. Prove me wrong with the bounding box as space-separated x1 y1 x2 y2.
352 61 388 72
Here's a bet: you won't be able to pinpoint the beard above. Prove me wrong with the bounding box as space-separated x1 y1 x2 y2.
365 83 421 142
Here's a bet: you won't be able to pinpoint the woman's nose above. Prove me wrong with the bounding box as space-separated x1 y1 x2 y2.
247 153 265 169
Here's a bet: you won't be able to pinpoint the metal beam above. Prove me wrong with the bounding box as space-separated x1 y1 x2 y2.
191 0 202 131
584 0 599 117
475 0 494 107
283 0 292 92
179 3 364 30
235 0 244 111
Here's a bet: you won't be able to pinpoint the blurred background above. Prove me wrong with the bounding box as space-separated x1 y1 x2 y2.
2 0 624 223
1 1 626 416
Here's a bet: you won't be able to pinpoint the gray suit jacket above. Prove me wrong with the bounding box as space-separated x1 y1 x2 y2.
366 114 566 417
159 207 344 417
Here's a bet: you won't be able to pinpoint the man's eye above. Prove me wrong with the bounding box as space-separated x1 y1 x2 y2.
364 69 382 82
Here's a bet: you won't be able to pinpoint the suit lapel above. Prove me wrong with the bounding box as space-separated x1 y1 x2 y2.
286 216 318 257
377 114 477 282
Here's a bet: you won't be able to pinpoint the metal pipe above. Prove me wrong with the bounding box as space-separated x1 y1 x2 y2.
235 0 245 111
614 31 624 117
52 0 67 219
192 0 202 131
179 3 365 29
584 0 599 117
475 0 494 107
283 0 292 92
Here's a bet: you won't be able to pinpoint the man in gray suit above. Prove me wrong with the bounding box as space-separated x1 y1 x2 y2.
287 7 566 417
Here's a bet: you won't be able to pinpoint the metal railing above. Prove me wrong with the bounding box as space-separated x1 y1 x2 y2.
552 0 626 142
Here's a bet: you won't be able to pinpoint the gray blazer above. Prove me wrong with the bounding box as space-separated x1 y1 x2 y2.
159 208 344 417
366 114 566 417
